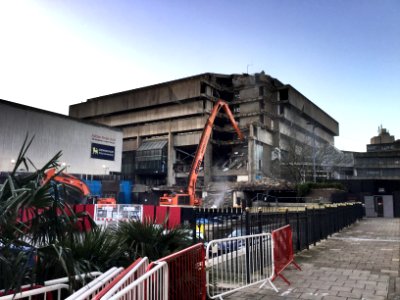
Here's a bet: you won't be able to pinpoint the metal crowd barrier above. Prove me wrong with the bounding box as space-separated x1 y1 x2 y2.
0 272 103 300
206 233 277 299
107 262 169 300
93 204 143 226
147 243 206 300
271 225 301 284
66 267 124 300
0 284 69 300
92 258 149 300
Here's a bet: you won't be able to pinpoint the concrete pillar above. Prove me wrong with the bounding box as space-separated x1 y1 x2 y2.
134 135 142 184
167 131 176 186
136 135 142 149
248 124 255 182
203 143 212 187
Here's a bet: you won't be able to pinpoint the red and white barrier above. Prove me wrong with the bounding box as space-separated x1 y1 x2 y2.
66 267 124 300
271 225 301 285
147 243 206 300
0 284 69 300
92 258 148 300
106 262 169 300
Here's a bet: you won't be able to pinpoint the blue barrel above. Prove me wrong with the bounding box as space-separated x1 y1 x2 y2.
83 180 102 197
119 181 132 204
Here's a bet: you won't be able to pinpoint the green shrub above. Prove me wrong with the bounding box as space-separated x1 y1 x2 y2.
296 182 346 197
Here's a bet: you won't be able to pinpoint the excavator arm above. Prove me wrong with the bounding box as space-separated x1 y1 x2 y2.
44 168 91 196
160 99 244 206
44 168 116 205
186 99 244 199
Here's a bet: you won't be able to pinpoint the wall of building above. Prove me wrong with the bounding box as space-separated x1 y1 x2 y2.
69 76 204 119
68 72 339 187
0 100 122 174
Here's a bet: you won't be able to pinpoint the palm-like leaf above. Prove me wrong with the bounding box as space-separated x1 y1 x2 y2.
115 217 192 261
0 135 84 291
35 227 126 289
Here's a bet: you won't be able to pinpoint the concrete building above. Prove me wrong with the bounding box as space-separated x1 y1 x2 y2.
354 127 400 179
0 99 123 175
69 72 339 201
338 128 400 218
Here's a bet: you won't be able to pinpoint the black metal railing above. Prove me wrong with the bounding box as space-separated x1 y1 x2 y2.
190 202 363 252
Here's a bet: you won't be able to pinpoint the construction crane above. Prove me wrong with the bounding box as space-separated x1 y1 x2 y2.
160 99 244 207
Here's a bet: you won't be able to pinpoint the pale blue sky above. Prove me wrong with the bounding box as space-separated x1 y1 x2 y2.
0 0 399 152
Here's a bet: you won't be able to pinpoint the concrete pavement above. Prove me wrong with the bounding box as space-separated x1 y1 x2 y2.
225 218 400 300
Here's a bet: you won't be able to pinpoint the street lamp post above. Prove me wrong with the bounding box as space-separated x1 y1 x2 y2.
307 122 317 183
102 165 109 175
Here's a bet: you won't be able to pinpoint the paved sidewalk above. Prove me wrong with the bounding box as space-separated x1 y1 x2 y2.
225 218 400 300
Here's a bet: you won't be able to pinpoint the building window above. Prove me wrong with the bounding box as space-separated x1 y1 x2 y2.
279 105 284 115
200 83 206 94
279 89 288 101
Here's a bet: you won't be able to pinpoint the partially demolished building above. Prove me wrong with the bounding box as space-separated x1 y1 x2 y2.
69 72 339 205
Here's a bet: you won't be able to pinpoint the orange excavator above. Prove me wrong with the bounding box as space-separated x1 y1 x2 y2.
159 99 244 207
44 168 116 206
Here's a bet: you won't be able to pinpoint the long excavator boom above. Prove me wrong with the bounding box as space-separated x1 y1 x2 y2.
160 99 244 206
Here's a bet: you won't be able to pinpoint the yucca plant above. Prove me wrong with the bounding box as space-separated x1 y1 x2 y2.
115 217 192 261
0 135 95 292
34 226 128 289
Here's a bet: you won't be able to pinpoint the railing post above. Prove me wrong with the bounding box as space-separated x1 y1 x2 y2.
257 207 263 234
245 207 250 235
296 210 301 251
245 207 251 284
305 207 309 250
192 207 197 244
285 209 289 225
312 207 317 246
258 207 264 276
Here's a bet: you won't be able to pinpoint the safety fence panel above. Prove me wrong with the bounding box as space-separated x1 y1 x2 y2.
0 284 69 300
271 225 301 285
93 204 143 226
148 243 206 300
206 233 277 299
0 272 103 300
107 262 168 300
92 257 148 300
66 267 124 300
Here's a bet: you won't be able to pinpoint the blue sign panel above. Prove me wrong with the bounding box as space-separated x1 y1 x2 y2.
91 143 115 161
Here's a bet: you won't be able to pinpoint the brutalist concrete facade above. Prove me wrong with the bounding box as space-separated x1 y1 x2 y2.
69 72 339 191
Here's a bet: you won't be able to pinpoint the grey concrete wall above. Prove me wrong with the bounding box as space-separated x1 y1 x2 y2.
174 132 202 147
0 102 122 174
69 77 202 118
89 101 204 127
239 87 259 99
122 116 208 138
286 86 339 136
283 108 335 144
239 102 260 114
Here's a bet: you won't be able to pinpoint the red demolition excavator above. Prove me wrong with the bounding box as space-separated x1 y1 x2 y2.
159 99 244 207
43 168 116 206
